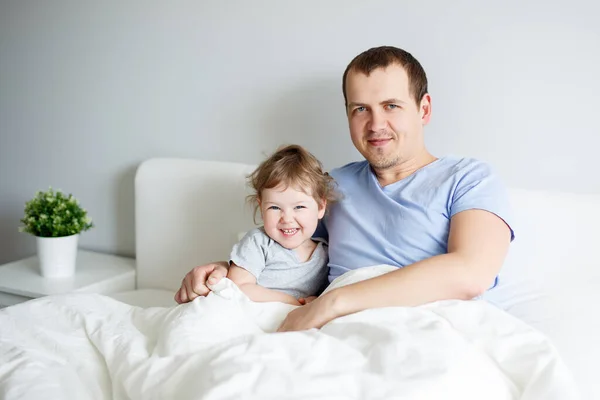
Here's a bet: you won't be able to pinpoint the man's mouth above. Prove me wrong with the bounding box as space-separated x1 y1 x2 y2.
280 228 299 236
368 138 392 147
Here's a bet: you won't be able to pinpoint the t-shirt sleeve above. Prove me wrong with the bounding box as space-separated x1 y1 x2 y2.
449 162 515 241
229 229 268 279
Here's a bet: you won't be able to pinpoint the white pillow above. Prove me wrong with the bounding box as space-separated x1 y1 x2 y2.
482 188 600 399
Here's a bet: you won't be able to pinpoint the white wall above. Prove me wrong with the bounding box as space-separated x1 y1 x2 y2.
1 0 599 264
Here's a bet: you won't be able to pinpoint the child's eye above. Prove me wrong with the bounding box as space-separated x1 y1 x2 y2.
294 205 306 210
268 206 280 211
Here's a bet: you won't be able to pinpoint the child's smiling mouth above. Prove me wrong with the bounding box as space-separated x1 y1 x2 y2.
281 228 299 236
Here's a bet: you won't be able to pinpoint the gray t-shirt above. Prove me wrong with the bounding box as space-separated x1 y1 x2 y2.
229 227 329 298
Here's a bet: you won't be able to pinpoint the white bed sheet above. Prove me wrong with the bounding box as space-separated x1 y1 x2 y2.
108 288 176 308
0 265 579 400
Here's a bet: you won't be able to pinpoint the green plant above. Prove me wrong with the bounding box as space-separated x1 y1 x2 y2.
19 188 94 237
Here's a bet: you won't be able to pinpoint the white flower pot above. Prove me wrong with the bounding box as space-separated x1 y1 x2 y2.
36 234 79 278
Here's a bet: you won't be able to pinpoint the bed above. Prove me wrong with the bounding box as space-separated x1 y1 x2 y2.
1 158 598 399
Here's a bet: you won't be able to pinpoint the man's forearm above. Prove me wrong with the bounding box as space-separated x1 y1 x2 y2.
239 283 301 306
325 210 511 320
325 253 492 319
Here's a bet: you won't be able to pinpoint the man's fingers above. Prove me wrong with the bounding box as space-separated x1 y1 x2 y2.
175 263 228 303
176 285 191 303
174 288 183 304
190 277 210 296
182 266 208 297
206 269 226 285
183 281 200 302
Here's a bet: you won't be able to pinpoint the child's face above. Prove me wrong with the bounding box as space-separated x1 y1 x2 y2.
259 183 326 251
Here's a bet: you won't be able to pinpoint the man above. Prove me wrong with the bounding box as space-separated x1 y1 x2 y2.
175 46 514 332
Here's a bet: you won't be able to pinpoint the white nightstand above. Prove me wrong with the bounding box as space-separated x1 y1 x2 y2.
0 250 136 308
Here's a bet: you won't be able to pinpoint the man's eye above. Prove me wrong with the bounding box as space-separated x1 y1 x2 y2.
385 104 398 110
355 106 366 113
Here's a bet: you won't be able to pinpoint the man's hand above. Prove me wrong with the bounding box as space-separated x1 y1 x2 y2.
277 293 339 332
174 261 228 303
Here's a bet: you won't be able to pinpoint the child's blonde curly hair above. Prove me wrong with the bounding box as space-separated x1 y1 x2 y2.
247 144 338 223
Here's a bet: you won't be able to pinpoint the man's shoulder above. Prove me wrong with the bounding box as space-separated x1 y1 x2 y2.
440 155 489 169
329 160 369 180
325 157 496 187
328 157 492 175
412 156 498 199
438 156 494 179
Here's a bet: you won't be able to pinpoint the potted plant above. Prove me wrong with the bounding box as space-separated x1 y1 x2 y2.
19 188 93 278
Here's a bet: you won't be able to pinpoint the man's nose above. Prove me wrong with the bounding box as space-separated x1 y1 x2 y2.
368 109 387 132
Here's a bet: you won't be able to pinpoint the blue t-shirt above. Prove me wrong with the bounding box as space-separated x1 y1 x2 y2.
316 156 514 285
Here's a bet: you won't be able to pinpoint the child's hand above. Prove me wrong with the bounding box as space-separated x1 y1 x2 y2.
298 296 318 305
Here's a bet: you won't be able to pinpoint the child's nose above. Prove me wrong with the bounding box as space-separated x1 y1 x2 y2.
280 211 294 223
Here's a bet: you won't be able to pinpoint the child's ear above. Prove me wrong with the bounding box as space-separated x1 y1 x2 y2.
317 199 327 219
256 198 263 220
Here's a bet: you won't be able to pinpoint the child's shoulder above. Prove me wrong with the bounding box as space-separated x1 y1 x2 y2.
238 227 277 248
239 227 267 241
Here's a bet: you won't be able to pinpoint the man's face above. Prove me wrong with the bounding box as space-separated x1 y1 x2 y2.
345 64 430 169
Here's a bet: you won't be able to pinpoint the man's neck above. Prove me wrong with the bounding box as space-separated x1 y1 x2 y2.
372 152 438 187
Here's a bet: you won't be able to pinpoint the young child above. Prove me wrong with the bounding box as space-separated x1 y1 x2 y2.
227 144 337 306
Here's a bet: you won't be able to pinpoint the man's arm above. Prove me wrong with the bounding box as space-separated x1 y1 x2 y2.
277 209 511 331
228 264 301 306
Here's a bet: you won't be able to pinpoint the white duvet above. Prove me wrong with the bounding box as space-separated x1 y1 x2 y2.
0 265 579 400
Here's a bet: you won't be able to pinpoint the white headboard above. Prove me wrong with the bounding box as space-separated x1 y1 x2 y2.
135 158 257 291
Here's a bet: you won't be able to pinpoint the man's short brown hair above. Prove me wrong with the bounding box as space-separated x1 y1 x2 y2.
342 46 429 107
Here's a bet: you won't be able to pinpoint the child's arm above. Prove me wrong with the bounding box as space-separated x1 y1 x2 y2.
227 264 301 306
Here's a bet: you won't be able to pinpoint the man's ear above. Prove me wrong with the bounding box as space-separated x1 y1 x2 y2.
420 93 432 125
